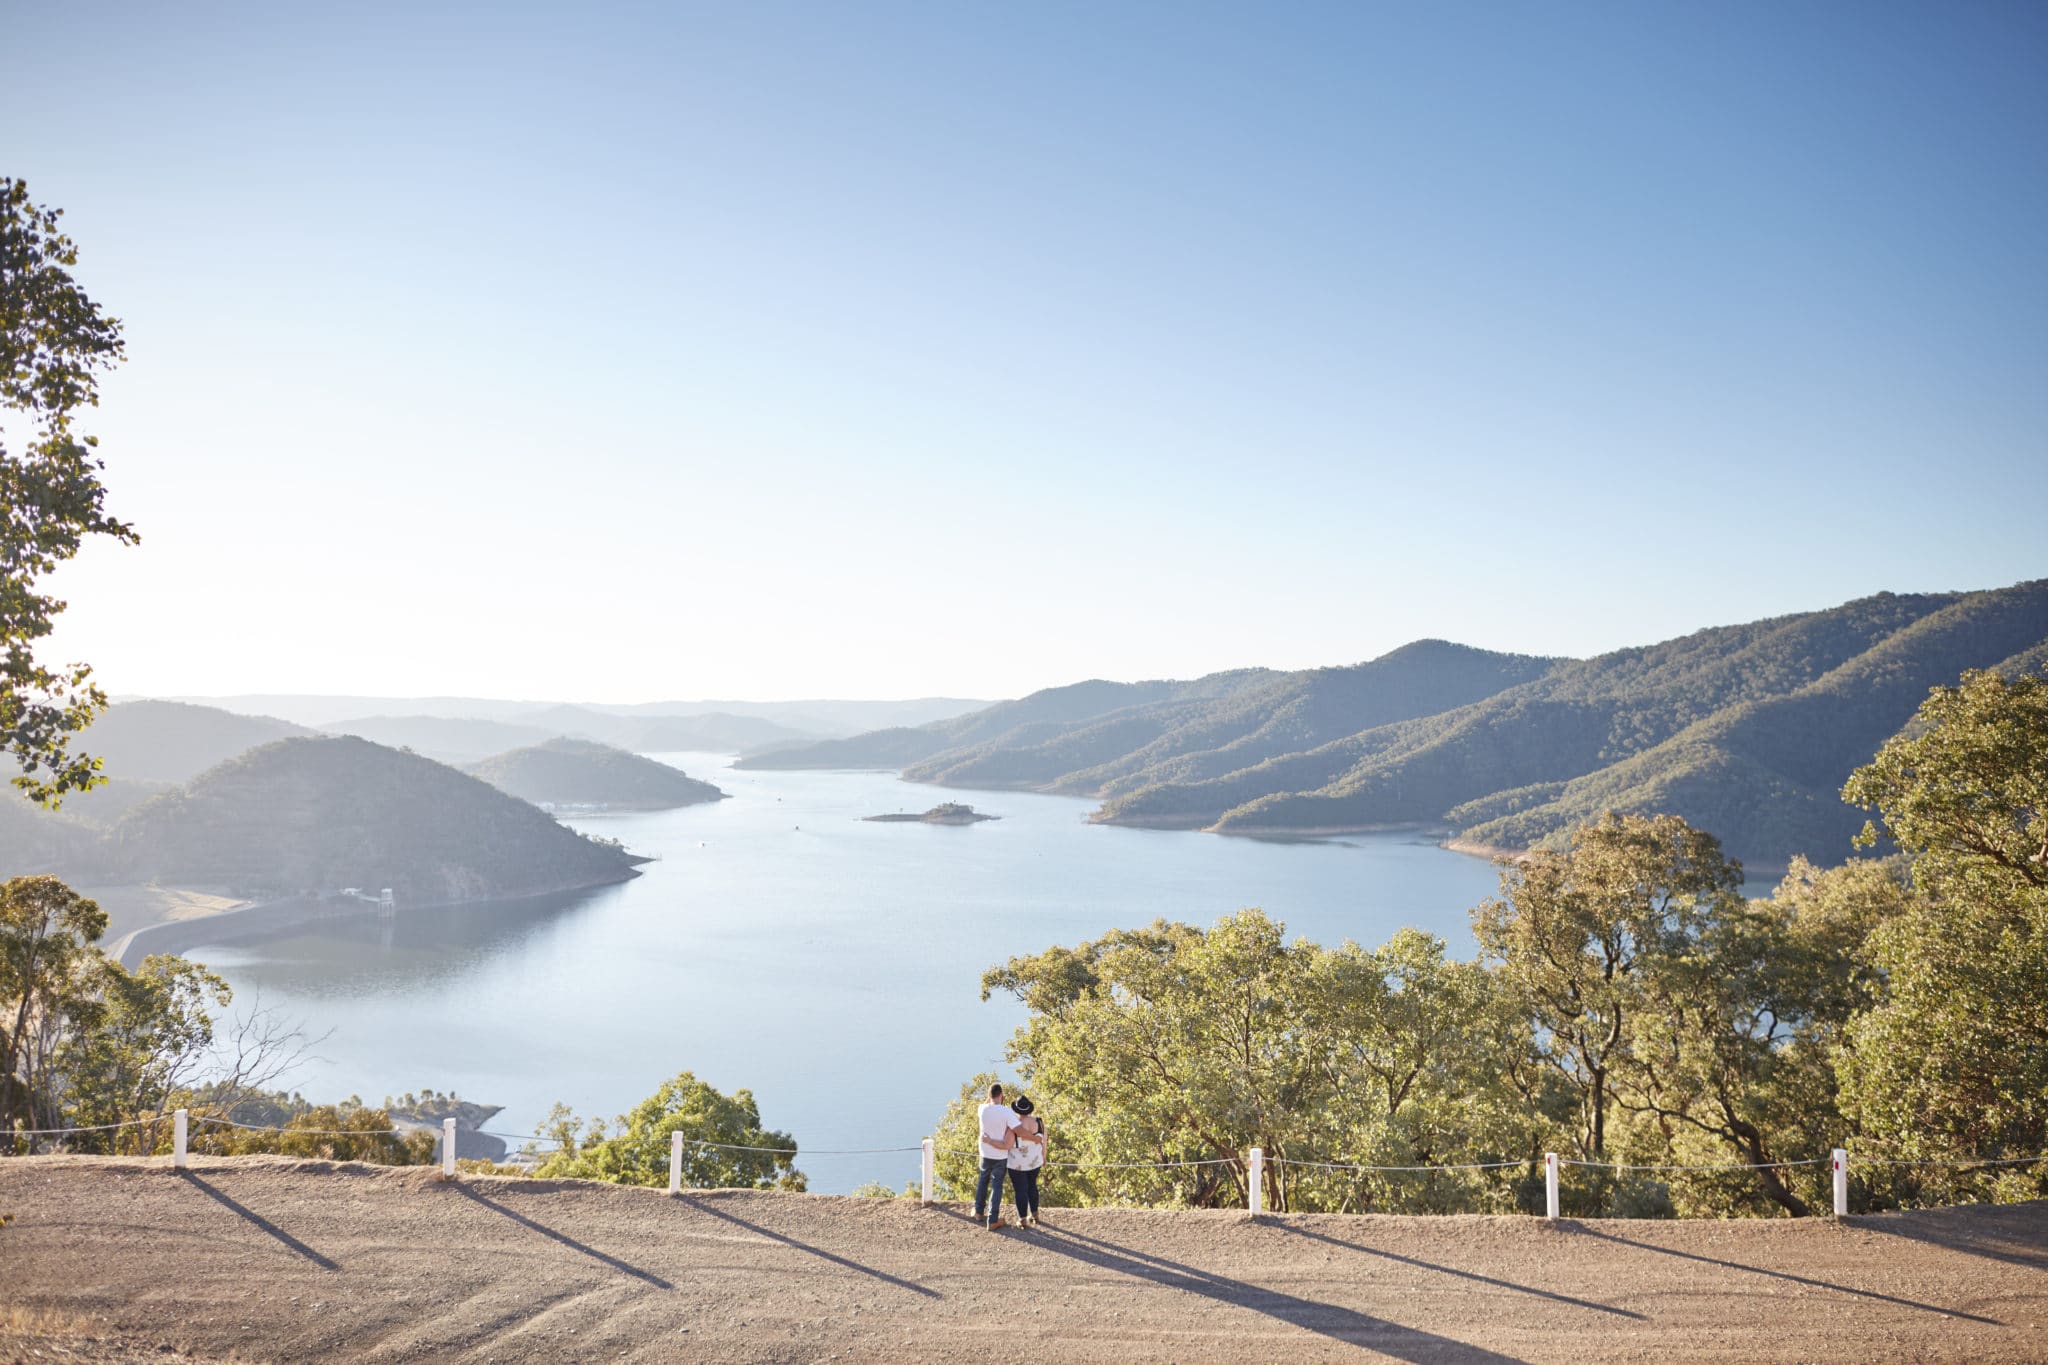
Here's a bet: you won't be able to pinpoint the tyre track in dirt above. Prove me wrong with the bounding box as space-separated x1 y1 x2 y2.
2 1155 2044 1362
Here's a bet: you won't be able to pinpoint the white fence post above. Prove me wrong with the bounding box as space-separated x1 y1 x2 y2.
1833 1148 1849 1218
670 1132 684 1195
921 1137 936 1205
441 1117 457 1177
1247 1147 1265 1216
1544 1152 1559 1220
173 1108 188 1169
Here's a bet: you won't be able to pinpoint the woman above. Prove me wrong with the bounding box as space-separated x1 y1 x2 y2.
1007 1094 1047 1227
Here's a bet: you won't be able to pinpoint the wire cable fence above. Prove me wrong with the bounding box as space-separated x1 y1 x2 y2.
10 1110 2044 1219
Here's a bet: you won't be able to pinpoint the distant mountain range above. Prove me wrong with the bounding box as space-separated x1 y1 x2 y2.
153 694 991 737
77 699 314 782
466 738 727 811
739 581 2048 870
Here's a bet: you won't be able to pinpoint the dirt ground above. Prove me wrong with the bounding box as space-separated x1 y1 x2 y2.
1 1155 2044 1363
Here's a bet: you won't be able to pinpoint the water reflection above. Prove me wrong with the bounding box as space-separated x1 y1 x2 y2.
190 754 1506 1192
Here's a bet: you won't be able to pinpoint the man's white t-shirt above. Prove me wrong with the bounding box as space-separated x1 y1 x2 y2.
978 1102 1021 1160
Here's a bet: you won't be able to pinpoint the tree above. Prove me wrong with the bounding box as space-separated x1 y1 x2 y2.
1837 671 2048 1196
0 874 105 1133
54 954 227 1146
0 177 137 806
530 1071 805 1191
1843 669 2048 899
978 910 1548 1213
1607 857 1908 1216
1473 813 1746 1162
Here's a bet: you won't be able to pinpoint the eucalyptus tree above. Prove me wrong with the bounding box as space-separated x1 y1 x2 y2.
1472 813 1746 1162
0 177 136 806
978 910 1543 1213
0 874 105 1133
532 1070 805 1191
1838 670 2048 1192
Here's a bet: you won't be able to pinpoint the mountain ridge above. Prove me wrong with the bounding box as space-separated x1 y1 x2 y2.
733 581 2048 867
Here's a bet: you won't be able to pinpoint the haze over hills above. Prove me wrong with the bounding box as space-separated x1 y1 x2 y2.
77 700 313 782
466 739 727 811
509 706 810 755
325 715 558 763
743 581 2048 869
159 694 990 736
734 671 1289 772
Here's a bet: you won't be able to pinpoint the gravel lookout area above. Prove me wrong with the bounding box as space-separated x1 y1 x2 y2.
2 1155 2044 1362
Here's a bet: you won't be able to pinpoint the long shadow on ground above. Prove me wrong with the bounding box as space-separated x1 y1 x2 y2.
1272 1222 1644 1319
1853 1204 2048 1273
451 1184 672 1289
1567 1224 2001 1326
675 1195 942 1299
178 1172 339 1270
940 1209 1525 1363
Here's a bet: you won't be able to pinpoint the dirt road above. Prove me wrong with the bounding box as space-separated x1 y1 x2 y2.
2 1156 2044 1362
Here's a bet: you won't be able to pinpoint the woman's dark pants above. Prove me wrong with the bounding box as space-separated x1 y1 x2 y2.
975 1157 1009 1222
1012 1167 1041 1219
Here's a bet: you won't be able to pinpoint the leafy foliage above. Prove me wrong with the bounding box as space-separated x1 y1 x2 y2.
1 872 377 1158
0 178 139 805
1835 670 2048 1205
979 911 1555 1213
530 1070 805 1192
967 797 2026 1220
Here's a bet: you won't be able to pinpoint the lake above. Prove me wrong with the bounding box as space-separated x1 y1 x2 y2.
188 755 1506 1193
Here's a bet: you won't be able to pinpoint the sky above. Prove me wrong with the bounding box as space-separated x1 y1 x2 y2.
10 1 2046 702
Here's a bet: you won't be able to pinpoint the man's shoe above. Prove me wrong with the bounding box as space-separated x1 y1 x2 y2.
987 1217 1005 1231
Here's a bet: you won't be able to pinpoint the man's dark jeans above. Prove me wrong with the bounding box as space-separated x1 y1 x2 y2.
974 1157 1009 1223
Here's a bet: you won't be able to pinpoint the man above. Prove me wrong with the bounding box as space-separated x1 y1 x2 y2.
975 1082 1023 1230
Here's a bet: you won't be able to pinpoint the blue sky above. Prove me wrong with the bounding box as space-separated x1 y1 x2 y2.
11 1 2046 700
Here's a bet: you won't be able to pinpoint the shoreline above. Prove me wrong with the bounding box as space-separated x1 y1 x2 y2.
112 869 643 969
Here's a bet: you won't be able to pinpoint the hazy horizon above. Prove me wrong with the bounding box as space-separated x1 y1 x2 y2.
15 3 2045 700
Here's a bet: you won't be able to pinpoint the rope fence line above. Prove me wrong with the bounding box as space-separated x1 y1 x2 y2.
1278 1158 1525 1172
1846 1154 2048 1169
5 1118 155 1136
1562 1157 1831 1172
11 1111 2046 1222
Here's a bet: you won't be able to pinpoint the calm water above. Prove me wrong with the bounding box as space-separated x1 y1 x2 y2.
190 754 1503 1192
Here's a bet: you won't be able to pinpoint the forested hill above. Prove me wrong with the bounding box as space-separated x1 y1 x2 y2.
734 670 1285 770
733 582 2048 868
466 738 727 810
102 736 646 904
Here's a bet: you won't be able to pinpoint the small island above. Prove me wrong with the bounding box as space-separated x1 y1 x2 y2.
864 802 1000 825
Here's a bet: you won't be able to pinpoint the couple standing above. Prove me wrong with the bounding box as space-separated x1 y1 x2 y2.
974 1082 1047 1231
